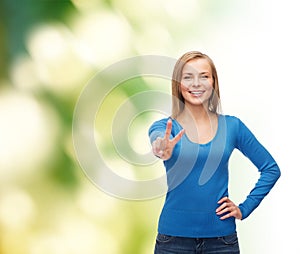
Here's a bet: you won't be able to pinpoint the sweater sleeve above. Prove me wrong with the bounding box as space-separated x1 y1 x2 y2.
235 118 281 219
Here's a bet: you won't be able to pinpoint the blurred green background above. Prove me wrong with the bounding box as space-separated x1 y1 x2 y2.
0 0 299 253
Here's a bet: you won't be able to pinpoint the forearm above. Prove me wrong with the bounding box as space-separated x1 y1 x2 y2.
239 163 281 219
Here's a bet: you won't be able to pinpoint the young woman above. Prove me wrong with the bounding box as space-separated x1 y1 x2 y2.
148 51 281 253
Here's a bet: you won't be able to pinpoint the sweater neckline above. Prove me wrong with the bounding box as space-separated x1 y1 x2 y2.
172 114 221 146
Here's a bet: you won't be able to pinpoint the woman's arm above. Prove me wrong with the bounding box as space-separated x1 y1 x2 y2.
235 118 281 219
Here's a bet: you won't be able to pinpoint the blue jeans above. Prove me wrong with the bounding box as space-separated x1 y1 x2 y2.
154 232 240 254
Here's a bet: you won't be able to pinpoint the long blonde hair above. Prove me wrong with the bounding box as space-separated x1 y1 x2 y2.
171 51 221 118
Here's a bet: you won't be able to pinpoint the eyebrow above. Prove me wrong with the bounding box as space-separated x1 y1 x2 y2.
182 71 210 75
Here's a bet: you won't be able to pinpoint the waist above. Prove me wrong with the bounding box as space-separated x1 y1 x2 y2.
158 208 236 238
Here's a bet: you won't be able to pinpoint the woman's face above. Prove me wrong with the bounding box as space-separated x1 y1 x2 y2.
180 58 213 108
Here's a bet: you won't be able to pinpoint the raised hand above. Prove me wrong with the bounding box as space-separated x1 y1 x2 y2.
151 119 185 161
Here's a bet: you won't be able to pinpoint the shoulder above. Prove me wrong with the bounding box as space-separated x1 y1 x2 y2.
221 114 258 145
222 114 240 121
149 117 170 128
148 117 171 134
220 114 252 137
220 114 242 127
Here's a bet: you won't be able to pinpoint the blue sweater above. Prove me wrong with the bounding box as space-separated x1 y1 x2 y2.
148 115 280 238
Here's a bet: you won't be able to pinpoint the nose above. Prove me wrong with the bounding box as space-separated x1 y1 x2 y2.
192 78 201 87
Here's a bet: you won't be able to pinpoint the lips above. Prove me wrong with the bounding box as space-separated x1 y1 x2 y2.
189 90 205 96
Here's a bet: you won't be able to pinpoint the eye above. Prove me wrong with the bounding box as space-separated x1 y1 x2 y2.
183 76 192 80
200 75 209 79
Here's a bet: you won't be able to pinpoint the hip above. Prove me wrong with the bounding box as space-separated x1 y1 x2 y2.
154 232 240 254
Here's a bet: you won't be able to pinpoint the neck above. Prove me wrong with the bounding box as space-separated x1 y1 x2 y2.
181 104 213 123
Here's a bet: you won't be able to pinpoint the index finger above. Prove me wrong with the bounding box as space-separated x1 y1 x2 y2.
217 196 229 204
164 119 172 140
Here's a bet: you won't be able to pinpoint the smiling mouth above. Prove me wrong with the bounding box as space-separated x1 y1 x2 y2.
189 90 205 96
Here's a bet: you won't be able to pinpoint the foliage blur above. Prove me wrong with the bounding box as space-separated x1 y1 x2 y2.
0 1 169 253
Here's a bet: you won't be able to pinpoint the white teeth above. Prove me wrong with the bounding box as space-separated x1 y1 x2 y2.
190 91 204 94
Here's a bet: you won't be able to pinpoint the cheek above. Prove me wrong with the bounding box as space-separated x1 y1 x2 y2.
205 81 214 93
180 84 190 96
180 83 189 91
207 84 213 93
179 84 189 99
202 79 213 88
207 87 214 99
